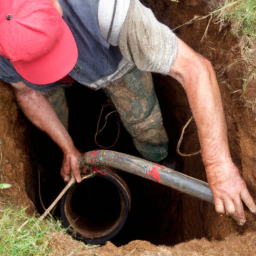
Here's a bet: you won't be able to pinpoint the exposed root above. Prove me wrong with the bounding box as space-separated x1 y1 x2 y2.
176 116 201 157
200 14 213 42
36 173 95 225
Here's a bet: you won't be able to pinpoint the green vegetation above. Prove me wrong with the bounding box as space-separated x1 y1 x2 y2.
218 0 256 42
215 0 256 91
0 203 64 256
0 183 11 189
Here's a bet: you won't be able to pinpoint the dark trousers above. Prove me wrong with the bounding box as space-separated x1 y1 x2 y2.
43 68 169 162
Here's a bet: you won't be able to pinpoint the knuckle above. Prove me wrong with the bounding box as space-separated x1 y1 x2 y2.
215 207 225 214
73 169 80 175
228 209 236 215
63 169 70 175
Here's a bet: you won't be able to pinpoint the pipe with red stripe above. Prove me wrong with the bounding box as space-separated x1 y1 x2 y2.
80 150 214 204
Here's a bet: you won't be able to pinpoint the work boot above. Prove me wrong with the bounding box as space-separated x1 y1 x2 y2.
104 67 169 162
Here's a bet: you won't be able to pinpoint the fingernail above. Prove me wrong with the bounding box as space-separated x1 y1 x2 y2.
238 220 245 226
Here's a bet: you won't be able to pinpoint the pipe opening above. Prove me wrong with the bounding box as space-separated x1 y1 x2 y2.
64 176 124 238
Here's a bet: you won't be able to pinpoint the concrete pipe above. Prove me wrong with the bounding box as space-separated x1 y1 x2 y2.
61 166 131 245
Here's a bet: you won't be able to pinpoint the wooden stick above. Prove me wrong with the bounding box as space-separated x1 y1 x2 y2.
35 173 95 225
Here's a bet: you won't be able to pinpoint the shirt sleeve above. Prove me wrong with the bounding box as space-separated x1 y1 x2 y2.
98 0 130 46
118 0 178 75
0 56 23 84
0 56 65 92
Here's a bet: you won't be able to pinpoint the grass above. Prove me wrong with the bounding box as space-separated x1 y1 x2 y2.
215 0 256 91
0 201 99 256
0 202 64 256
217 0 256 41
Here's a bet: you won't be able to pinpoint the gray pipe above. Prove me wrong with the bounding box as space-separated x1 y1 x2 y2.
80 150 214 204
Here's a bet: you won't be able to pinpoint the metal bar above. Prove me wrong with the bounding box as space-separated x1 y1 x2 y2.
80 150 214 204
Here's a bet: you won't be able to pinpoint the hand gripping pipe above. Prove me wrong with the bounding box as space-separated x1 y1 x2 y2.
80 150 214 204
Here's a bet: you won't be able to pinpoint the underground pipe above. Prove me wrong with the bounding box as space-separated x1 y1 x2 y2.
61 150 213 245
61 166 131 245
80 150 214 204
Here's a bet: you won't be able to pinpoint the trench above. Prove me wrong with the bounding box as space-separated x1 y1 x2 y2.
34 78 198 247
0 0 254 253
31 0 221 246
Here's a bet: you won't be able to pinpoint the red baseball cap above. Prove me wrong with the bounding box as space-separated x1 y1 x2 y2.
0 0 78 85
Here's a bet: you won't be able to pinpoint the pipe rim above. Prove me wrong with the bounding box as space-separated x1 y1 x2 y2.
61 166 131 244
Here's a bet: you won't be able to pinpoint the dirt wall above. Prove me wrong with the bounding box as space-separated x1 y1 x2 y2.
0 81 35 212
142 0 256 241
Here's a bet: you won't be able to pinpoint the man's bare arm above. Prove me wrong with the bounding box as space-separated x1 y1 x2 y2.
10 81 83 183
169 38 256 224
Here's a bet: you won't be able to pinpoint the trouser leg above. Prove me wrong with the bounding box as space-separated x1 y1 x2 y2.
42 87 69 130
104 67 169 162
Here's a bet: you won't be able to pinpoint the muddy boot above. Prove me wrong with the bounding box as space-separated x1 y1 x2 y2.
104 67 169 162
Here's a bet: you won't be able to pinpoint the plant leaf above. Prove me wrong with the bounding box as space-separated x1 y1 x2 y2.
0 183 11 189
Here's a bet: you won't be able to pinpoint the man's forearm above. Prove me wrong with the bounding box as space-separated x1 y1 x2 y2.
183 59 230 166
169 39 230 166
11 82 74 153
168 38 256 223
11 81 83 182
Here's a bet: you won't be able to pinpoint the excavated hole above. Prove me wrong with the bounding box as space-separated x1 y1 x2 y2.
28 2 218 245
35 80 189 247
1 0 252 251
2 0 253 251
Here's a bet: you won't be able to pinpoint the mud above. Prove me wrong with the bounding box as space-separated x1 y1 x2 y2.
1 0 256 254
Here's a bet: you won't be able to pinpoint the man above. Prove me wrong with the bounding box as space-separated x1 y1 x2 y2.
0 0 255 225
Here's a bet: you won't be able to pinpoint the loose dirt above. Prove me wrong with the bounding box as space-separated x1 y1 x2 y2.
47 230 256 255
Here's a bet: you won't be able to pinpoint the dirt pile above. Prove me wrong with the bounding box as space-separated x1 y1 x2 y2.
47 230 256 255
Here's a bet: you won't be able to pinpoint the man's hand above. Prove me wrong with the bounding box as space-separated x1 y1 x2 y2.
61 147 87 183
168 38 256 224
11 81 87 183
206 160 256 225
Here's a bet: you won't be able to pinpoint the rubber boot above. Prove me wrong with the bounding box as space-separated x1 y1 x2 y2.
104 67 169 162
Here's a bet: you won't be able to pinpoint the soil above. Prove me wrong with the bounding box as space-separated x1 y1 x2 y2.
1 0 256 254
0 82 36 213
47 230 256 255
143 0 256 242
